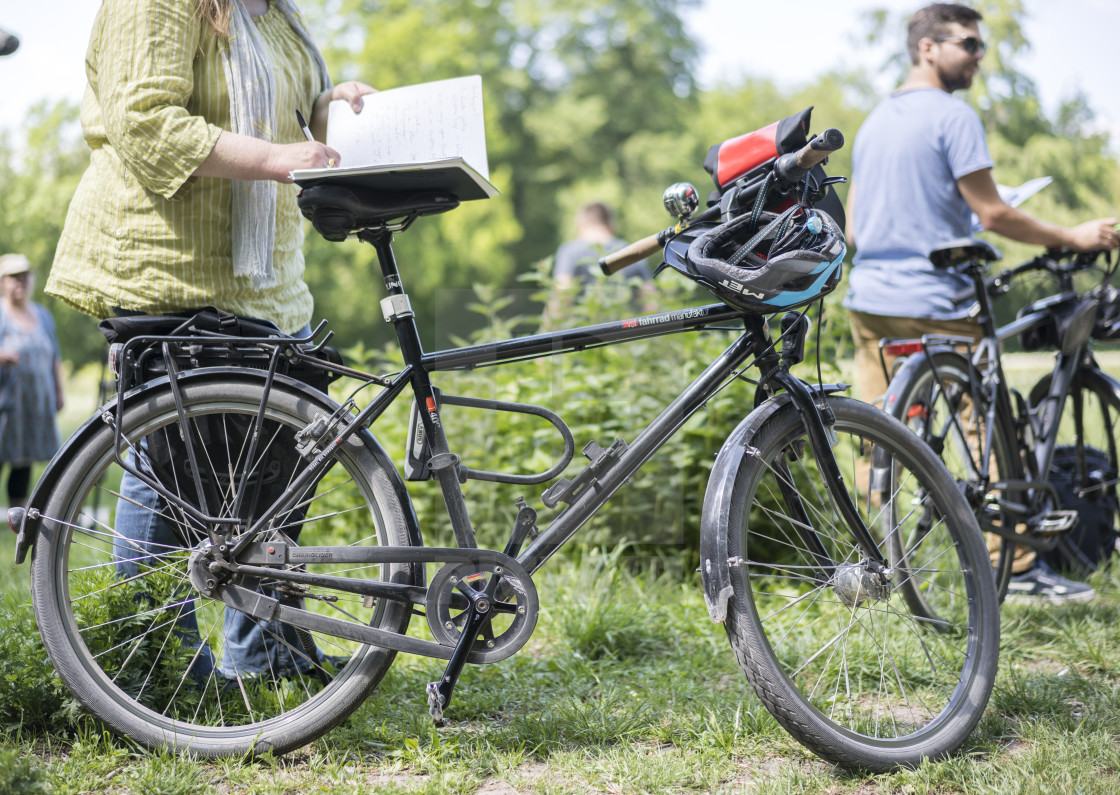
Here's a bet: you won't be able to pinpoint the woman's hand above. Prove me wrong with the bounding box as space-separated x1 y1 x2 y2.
330 81 378 112
311 81 378 138
266 141 342 183
194 133 341 183
0 348 19 366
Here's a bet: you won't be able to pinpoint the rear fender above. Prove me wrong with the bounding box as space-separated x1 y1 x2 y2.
880 346 970 421
13 368 422 564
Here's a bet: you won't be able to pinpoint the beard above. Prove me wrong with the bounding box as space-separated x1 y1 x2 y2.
938 64 975 93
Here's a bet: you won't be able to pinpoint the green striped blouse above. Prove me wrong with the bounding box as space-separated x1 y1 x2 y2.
48 0 326 333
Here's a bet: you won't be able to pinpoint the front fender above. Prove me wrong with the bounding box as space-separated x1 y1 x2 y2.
13 368 422 564
699 382 847 623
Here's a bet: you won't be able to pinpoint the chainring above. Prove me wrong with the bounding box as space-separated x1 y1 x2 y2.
425 557 538 664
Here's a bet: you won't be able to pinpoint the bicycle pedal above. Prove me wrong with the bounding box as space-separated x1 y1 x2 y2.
426 681 446 726
1027 510 1080 536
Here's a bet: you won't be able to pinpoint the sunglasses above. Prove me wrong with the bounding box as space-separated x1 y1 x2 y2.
933 35 988 55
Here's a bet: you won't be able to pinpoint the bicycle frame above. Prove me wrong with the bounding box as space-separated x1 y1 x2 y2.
351 228 881 577
10 211 889 724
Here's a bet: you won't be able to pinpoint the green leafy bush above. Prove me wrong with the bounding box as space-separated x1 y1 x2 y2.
0 594 69 735
0 745 48 795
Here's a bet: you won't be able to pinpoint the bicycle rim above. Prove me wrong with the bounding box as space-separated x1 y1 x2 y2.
723 397 998 770
30 378 415 756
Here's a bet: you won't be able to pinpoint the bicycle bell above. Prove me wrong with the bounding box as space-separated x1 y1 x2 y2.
663 182 699 221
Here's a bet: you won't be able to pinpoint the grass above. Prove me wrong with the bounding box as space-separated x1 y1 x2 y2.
3 531 1120 793
1 355 1119 792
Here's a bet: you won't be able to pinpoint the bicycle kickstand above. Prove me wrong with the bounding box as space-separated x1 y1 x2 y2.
426 499 537 724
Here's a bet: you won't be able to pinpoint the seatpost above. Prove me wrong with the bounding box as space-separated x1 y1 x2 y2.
966 262 1000 339
359 227 479 549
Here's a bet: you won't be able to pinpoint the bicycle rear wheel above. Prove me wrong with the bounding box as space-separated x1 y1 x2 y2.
30 375 417 757
717 396 999 770
885 351 1020 601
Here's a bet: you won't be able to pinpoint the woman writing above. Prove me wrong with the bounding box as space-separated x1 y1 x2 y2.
47 0 374 681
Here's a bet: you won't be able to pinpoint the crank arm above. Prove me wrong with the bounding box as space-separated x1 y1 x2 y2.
430 557 515 718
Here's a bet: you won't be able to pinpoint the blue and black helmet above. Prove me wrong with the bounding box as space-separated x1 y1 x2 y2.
682 206 846 313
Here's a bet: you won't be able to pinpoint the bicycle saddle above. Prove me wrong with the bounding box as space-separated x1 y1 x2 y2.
297 184 460 241
929 238 1002 269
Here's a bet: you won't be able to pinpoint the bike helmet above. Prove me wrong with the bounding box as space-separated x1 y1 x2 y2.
682 205 846 312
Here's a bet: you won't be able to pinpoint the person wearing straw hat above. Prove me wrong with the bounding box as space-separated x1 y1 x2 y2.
0 254 63 510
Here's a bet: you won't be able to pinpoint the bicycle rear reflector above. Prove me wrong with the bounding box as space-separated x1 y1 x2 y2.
882 341 925 356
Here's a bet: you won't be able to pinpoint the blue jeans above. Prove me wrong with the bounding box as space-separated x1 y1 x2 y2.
112 323 318 678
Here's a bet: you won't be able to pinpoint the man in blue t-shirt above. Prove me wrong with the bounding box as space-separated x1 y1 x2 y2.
844 3 1119 601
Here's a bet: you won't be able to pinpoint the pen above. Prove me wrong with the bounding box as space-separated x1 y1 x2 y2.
295 109 315 143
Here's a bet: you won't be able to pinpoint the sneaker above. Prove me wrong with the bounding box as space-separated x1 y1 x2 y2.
1006 560 1096 604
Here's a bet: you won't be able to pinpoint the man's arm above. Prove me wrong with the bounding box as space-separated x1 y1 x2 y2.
958 168 1118 251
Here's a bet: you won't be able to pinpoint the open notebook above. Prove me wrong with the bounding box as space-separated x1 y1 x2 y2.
291 75 499 201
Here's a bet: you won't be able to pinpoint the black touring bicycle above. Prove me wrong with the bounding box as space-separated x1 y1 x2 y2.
10 117 998 771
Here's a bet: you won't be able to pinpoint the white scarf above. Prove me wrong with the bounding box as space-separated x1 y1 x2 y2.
220 0 332 288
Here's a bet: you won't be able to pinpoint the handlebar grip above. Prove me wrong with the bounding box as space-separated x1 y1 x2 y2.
599 231 665 275
776 128 845 185
797 128 845 169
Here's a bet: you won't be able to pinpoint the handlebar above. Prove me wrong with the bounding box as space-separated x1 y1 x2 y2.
599 228 674 275
598 128 846 276
950 248 1111 307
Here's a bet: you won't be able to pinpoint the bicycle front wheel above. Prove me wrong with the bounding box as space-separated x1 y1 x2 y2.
30 375 417 757
719 396 999 770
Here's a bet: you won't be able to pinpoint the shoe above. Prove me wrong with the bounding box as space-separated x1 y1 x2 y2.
1006 560 1095 604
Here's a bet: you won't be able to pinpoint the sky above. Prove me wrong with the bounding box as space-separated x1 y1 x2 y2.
1 1 1119 143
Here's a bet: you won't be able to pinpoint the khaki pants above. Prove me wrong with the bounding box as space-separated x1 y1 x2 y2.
847 309 1034 573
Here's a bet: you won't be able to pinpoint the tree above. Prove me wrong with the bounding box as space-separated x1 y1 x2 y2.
300 0 701 349
0 101 102 368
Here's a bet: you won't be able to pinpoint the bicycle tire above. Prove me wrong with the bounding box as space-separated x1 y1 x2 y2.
884 350 1020 602
30 375 417 757
1029 367 1120 576
716 395 999 770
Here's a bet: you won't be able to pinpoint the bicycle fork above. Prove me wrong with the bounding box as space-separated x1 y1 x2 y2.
769 369 891 580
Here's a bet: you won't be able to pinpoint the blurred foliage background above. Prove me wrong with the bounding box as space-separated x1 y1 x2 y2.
1 0 1117 367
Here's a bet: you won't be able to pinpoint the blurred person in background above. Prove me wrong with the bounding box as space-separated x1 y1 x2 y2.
0 254 63 511
544 202 655 327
